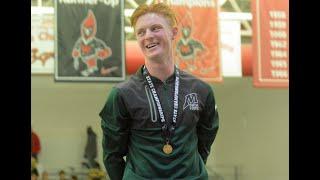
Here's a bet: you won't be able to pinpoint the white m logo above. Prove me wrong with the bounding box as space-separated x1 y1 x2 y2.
183 93 199 110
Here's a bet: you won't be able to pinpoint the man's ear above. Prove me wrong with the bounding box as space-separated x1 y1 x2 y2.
172 27 178 40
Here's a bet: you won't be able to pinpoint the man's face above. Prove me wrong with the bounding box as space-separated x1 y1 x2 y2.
135 13 176 60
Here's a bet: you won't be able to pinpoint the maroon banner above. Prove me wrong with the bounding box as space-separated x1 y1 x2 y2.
252 0 289 88
159 0 222 82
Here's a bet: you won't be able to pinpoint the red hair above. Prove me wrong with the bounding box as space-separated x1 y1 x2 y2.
130 3 177 28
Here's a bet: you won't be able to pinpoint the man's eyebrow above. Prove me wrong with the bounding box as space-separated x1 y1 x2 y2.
135 28 144 33
151 23 163 27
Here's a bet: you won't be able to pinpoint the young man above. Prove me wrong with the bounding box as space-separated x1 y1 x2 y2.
100 3 219 180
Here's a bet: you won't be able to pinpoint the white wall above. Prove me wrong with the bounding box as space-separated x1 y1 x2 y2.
207 78 289 180
32 75 115 173
31 75 288 180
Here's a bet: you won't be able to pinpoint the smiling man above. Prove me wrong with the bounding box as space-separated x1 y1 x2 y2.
99 3 219 180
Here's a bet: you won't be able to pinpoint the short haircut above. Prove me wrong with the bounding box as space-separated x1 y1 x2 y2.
130 3 177 29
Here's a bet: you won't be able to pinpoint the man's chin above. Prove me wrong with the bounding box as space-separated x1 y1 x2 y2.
145 52 163 60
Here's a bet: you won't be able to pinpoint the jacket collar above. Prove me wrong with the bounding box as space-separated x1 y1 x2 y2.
136 65 177 84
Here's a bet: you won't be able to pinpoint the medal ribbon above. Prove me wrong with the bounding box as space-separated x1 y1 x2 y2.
143 65 180 144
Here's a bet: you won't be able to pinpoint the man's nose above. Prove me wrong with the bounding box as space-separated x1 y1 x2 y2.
145 29 154 39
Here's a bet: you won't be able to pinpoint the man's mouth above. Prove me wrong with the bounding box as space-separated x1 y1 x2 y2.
145 43 159 49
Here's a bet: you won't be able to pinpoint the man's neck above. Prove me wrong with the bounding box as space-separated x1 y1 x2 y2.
145 58 175 82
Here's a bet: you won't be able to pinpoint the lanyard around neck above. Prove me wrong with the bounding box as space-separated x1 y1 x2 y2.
143 65 180 126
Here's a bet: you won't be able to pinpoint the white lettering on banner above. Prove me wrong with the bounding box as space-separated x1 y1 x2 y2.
59 0 119 7
267 9 288 80
271 50 287 58
269 30 287 39
269 20 286 29
98 0 119 7
271 70 288 78
168 0 215 8
269 11 286 19
271 60 287 68
59 0 97 4
270 40 287 49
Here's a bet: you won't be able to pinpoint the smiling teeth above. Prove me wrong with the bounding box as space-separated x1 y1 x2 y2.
146 43 158 49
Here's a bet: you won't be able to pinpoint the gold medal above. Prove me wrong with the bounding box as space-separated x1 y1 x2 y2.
163 143 173 154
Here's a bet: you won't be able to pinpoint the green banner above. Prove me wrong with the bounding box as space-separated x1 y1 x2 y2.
55 0 125 81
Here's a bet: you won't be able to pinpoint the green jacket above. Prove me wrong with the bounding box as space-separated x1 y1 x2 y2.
100 67 219 180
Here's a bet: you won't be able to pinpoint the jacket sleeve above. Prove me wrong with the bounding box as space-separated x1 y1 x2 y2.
197 87 219 164
99 87 130 180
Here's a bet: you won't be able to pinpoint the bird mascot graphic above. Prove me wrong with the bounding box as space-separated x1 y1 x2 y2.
72 10 113 76
175 11 207 73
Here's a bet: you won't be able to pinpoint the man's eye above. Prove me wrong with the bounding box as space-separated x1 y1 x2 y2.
152 26 161 31
137 31 145 36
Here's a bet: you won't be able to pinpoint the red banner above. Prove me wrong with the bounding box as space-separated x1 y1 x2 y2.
252 0 289 88
161 0 222 82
